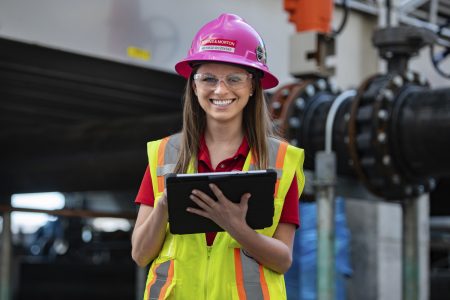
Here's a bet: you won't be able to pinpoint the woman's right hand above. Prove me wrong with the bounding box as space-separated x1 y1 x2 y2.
131 190 169 267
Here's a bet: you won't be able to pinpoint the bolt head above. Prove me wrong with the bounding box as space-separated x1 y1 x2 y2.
272 101 282 110
305 85 315 97
289 117 301 128
378 132 387 143
295 98 305 110
383 89 394 102
393 76 403 87
392 174 401 184
378 110 388 120
317 79 327 91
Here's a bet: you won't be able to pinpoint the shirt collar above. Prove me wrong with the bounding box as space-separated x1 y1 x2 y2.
198 135 250 164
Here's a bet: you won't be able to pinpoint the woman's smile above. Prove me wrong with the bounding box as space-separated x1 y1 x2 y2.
210 98 235 107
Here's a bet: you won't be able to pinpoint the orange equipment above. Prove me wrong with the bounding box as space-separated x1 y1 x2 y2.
284 0 334 34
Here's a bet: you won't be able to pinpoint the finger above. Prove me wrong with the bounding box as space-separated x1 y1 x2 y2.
192 189 216 206
186 207 210 219
189 194 211 211
209 183 227 202
240 193 251 206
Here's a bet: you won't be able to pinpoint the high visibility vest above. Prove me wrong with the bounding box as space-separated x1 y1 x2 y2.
143 133 304 300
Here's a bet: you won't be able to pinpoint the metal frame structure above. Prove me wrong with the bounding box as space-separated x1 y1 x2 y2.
335 0 450 41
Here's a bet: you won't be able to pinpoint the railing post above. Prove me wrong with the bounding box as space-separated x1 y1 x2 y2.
315 151 336 300
1 211 12 300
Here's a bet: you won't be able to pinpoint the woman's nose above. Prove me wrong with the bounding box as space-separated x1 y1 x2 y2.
213 79 230 94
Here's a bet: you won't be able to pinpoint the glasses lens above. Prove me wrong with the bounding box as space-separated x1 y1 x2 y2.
225 74 247 87
194 73 251 89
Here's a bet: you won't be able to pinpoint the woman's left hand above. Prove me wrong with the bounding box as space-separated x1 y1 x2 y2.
187 183 251 232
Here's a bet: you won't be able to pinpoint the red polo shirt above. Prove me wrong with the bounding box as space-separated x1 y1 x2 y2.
135 136 300 245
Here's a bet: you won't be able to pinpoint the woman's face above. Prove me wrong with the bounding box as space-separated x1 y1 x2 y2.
193 63 253 125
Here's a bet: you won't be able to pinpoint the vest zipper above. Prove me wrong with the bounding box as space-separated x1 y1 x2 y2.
204 245 212 299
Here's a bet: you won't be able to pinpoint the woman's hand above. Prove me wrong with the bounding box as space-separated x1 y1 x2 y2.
187 184 295 274
187 183 251 232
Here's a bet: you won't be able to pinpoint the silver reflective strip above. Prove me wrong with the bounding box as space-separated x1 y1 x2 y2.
158 134 181 185
249 138 283 178
275 169 283 178
239 249 265 300
267 138 281 168
148 261 171 300
164 133 181 165
156 164 176 177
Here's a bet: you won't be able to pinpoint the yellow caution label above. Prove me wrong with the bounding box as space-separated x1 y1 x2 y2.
127 46 151 61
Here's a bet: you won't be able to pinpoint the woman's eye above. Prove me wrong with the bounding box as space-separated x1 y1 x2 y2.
227 75 243 83
203 76 218 83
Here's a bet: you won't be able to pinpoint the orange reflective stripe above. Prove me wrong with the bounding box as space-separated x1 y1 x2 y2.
259 264 270 300
274 142 288 195
146 264 160 300
234 248 247 300
147 261 172 299
157 137 170 192
158 260 174 299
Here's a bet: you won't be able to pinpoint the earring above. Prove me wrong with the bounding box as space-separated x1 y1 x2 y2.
250 92 253 96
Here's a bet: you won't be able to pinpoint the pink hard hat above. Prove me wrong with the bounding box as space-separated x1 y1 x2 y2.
175 13 279 89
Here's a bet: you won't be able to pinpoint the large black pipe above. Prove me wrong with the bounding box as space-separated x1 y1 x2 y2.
271 76 450 199
394 87 450 179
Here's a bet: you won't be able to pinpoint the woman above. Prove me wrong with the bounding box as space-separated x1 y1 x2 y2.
132 13 304 299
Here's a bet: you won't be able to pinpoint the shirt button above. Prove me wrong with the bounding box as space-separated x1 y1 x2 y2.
220 163 225 168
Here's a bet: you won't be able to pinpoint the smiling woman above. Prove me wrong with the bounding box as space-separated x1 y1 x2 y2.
131 13 305 300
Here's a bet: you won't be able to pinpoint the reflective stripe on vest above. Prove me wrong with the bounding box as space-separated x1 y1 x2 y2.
146 260 174 300
234 248 270 300
155 133 284 194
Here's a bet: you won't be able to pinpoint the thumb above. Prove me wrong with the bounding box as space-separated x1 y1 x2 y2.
240 193 251 208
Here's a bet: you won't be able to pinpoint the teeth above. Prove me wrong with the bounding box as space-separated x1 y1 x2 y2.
211 99 233 106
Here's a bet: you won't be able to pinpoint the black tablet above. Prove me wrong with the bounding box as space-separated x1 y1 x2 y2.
166 169 277 234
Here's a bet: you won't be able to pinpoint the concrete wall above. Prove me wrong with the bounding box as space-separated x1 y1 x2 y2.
342 183 430 300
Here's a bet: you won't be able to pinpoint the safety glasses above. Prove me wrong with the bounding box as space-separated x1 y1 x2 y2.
193 72 253 90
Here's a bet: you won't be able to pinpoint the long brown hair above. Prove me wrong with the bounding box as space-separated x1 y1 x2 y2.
174 65 278 173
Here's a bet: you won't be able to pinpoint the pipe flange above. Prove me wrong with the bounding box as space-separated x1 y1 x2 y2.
269 79 336 144
285 79 337 147
348 72 433 200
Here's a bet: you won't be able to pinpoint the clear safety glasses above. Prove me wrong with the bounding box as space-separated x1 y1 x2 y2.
193 72 253 90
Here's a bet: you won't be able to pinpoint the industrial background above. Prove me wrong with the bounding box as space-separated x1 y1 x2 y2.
0 0 449 299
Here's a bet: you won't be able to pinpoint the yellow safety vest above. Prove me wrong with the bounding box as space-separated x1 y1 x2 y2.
143 133 304 300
